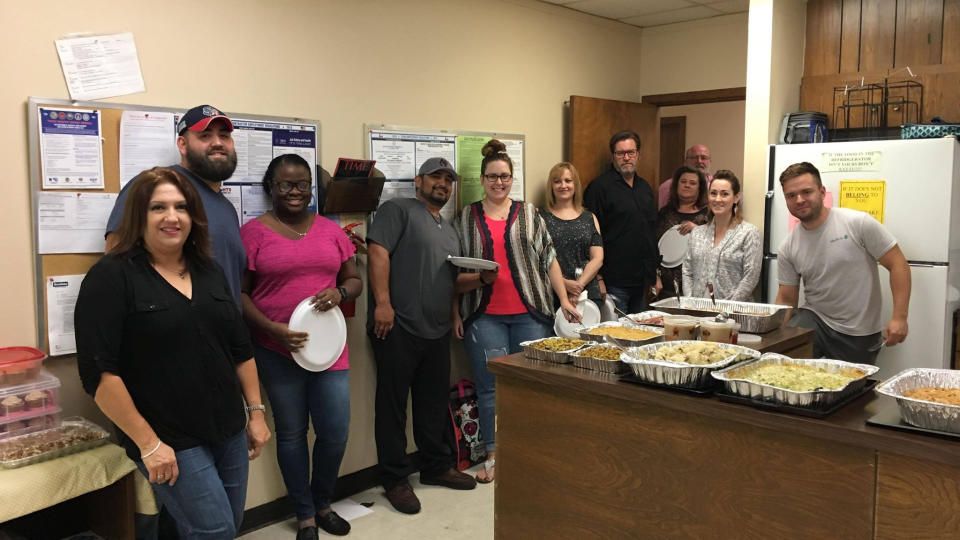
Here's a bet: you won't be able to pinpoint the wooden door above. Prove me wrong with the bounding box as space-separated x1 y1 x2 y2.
659 116 686 185
568 95 660 190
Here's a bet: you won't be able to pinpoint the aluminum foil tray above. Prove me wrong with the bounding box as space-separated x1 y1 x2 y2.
0 417 110 469
579 322 663 348
650 297 791 334
876 368 960 434
712 353 878 409
620 341 760 390
571 345 629 374
519 338 588 364
621 310 669 326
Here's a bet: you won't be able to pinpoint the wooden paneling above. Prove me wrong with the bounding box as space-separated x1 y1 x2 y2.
658 116 685 187
859 0 897 71
840 0 863 72
876 453 960 538
895 0 944 67
944 0 960 64
805 0 842 76
641 87 745 106
495 375 876 539
569 95 659 190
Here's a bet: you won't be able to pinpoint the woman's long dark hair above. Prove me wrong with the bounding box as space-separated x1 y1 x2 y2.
109 167 212 261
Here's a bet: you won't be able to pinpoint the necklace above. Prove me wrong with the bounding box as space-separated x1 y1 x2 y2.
273 211 308 238
483 199 511 220
152 262 188 280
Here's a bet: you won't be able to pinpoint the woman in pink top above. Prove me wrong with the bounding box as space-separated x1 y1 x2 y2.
240 154 361 539
456 140 580 484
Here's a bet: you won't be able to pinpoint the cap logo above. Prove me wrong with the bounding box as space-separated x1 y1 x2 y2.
202 106 220 117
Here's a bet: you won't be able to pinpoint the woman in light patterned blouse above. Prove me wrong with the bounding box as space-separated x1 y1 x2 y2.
681 170 761 301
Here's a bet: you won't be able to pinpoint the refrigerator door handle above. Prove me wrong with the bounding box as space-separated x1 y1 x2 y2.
765 190 775 199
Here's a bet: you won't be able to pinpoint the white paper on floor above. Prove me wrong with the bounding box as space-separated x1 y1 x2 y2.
330 498 374 521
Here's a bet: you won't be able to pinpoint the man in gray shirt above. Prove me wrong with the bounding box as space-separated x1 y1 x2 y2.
367 157 477 515
775 162 911 364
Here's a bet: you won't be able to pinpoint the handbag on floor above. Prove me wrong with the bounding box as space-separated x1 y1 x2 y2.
447 379 486 471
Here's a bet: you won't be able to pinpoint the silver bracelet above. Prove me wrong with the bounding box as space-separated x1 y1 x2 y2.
246 404 266 414
141 440 162 459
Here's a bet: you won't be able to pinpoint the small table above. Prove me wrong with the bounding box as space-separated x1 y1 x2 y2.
0 443 156 539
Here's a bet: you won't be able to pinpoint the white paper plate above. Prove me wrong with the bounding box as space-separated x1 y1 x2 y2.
737 333 762 344
288 297 347 372
658 226 689 268
447 256 500 271
554 298 602 338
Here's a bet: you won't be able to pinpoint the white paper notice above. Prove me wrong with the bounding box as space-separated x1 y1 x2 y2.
371 139 416 180
119 111 180 187
240 184 271 225
502 139 524 200
55 33 146 100
46 275 84 356
38 192 117 254
40 108 105 189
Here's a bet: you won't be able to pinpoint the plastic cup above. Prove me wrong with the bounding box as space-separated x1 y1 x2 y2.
664 316 699 341
700 319 740 344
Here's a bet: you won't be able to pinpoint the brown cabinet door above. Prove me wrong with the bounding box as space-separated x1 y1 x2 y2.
568 95 660 190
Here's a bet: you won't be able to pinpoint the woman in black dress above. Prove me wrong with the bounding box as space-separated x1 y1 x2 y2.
539 162 604 308
656 166 709 300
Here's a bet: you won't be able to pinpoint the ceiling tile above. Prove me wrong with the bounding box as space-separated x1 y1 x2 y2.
704 0 749 13
621 5 722 27
565 0 695 20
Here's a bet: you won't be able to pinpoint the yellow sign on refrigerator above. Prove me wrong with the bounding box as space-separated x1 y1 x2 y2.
838 180 885 222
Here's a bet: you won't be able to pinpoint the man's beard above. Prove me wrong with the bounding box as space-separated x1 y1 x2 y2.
185 147 238 182
418 187 449 206
613 162 635 176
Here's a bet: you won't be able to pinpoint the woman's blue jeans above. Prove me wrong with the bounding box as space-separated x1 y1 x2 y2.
255 345 350 520
136 429 248 539
464 313 550 452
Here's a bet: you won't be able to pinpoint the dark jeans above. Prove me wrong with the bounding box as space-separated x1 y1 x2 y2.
606 284 651 314
255 345 350 520
370 325 453 487
464 313 551 452
135 429 248 540
787 308 882 364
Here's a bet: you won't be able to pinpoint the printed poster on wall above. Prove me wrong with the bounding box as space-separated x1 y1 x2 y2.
224 119 318 224
46 274 84 355
369 129 458 219
39 107 104 189
839 180 886 223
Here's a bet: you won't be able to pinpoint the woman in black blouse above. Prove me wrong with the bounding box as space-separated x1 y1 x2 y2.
539 162 604 308
75 167 270 539
656 166 709 300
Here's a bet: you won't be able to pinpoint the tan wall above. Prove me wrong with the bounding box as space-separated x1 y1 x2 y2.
659 101 747 181
0 0 646 508
639 13 749 96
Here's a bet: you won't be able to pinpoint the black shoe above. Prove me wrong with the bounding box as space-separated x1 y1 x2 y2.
317 510 351 536
384 480 421 514
296 525 319 540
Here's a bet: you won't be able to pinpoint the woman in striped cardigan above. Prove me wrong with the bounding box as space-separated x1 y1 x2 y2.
456 139 579 484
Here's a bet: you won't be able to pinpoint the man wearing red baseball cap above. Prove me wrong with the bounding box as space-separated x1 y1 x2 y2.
106 104 246 305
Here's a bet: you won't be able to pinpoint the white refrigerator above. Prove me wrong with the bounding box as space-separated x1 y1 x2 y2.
763 138 960 378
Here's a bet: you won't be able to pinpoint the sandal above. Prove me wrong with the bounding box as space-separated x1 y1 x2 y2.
476 458 495 484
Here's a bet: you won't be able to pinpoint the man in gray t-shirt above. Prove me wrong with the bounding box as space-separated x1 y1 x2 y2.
366 157 477 515
774 162 911 364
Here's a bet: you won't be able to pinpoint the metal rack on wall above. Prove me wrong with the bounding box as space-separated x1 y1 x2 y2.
831 79 922 141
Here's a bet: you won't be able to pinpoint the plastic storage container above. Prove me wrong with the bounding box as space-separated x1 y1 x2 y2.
0 371 62 439
0 347 47 387
700 319 740 344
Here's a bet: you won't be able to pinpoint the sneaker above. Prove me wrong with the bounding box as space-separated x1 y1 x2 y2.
384 480 421 514
316 510 351 536
420 468 477 490
296 525 319 540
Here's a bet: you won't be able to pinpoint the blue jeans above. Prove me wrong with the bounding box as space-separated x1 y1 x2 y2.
255 345 350 520
136 429 248 539
606 284 650 314
465 313 551 451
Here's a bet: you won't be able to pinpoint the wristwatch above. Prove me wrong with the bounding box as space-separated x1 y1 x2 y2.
337 286 348 301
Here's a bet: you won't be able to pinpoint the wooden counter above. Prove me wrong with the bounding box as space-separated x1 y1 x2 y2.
489 338 960 539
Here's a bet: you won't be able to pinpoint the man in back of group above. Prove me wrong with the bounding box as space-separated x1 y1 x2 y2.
583 130 661 313
366 157 476 516
774 161 911 364
105 104 245 305
658 143 712 210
